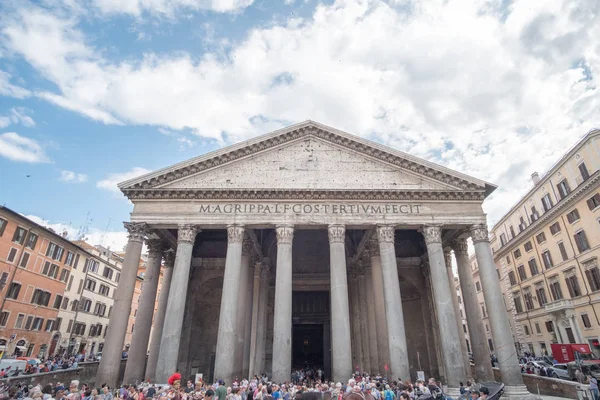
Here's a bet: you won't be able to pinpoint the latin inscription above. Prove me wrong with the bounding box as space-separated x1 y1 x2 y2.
198 203 422 215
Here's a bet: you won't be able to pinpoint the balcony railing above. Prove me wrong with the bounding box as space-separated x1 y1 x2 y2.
544 299 573 312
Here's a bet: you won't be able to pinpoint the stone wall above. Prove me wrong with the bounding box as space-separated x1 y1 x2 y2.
0 360 127 389
490 367 588 399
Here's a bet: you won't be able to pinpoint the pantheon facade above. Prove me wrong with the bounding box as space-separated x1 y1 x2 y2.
96 121 531 399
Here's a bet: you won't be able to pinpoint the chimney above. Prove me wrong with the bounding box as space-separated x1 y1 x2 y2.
531 172 540 185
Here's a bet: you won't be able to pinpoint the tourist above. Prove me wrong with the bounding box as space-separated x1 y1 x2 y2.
216 380 227 400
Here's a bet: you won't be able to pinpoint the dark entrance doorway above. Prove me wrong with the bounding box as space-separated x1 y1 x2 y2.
293 324 324 368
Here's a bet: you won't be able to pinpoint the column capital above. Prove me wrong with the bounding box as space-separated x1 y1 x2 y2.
275 225 294 245
242 236 254 256
376 225 395 243
470 224 489 244
368 238 380 256
163 249 176 268
421 225 442 246
444 247 453 269
452 237 469 256
177 224 199 243
328 224 346 244
227 224 246 244
124 222 149 243
146 239 168 255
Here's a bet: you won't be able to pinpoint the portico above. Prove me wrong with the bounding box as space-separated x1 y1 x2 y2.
96 121 532 399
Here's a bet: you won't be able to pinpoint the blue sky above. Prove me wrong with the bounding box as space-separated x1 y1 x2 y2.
0 0 598 250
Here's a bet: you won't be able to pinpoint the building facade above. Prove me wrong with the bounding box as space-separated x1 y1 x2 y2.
96 121 532 399
486 129 600 358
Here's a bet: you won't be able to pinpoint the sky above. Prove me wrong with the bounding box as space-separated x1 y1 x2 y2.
0 0 598 252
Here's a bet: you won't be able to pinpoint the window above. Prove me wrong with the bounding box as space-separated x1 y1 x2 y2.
536 232 546 244
542 251 553 269
71 300 79 311
25 233 38 250
67 319 73 333
12 227 26 244
514 296 524 313
519 217 527 232
558 242 569 261
61 297 69 310
0 218 6 236
31 289 51 306
500 233 507 246
546 321 554 333
67 275 73 292
14 314 24 329
567 209 581 223
535 323 541 334
0 311 9 327
480 303 487 317
557 179 571 199
531 206 539 222
65 251 75 266
524 292 535 310
506 256 511 264
82 298 92 313
582 314 592 328
77 279 83 294
509 271 517 286
19 252 30 268
497 268 501 280
523 325 530 335
45 243 65 261
102 267 114 280
536 287 548 306
31 317 44 331
580 162 590 181
518 265 527 280
99 284 110 296
7 248 17 263
0 271 7 290
524 241 533 252
73 254 80 269
475 281 481 291
115 273 120 283
588 193 600 210
514 249 522 259
59 269 70 282
574 230 590 253
84 259 100 273
49 264 59 279
53 295 63 309
55 317 62 331
93 303 107 316
528 259 539 276
550 222 562 235
45 320 54 332
542 194 553 212
7 282 21 299
85 279 97 292
73 323 86 335
565 275 581 298
549 281 563 300
586 267 600 292
510 225 516 238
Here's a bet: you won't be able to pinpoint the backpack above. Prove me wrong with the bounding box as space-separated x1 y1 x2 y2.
385 390 394 400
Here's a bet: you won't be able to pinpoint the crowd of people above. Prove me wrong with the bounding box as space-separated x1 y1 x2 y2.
0 355 87 378
0 370 496 400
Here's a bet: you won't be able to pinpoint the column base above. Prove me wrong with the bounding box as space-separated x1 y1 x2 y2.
501 385 540 400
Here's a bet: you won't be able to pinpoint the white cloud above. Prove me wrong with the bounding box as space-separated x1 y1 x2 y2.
97 167 151 194
0 132 50 163
1 0 599 223
0 108 36 128
24 214 129 252
60 169 88 183
90 0 254 16
0 70 31 99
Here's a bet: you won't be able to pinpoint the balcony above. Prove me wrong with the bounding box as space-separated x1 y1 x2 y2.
544 299 574 313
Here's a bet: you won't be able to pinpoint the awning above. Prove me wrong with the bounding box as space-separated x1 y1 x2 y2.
15 346 28 352
571 344 592 354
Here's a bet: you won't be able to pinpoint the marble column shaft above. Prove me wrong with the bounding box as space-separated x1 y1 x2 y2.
369 240 390 375
214 225 246 384
377 225 410 381
145 250 175 381
123 240 166 384
97 222 147 388
423 225 465 395
272 225 294 383
471 224 527 390
364 266 380 374
349 273 362 371
444 248 472 382
242 255 255 378
453 238 494 382
248 261 263 377
233 238 252 379
255 263 269 375
329 225 353 381
357 269 372 374
155 225 198 383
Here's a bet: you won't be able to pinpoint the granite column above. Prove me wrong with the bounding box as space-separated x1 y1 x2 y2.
369 239 390 375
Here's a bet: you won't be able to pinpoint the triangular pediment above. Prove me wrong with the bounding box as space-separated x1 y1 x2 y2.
119 121 496 198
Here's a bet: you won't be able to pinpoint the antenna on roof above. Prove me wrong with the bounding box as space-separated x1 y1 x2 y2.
100 218 112 246
77 212 92 241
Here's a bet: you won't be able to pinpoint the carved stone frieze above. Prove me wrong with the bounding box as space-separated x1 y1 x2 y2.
163 249 176 268
328 224 346 244
470 224 489 244
422 225 442 246
123 222 148 243
452 238 469 256
376 225 395 243
124 124 481 192
227 225 245 244
177 224 199 243
276 225 294 245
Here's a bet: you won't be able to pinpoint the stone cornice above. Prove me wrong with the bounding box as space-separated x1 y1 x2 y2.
493 171 600 259
120 123 491 194
122 188 486 201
